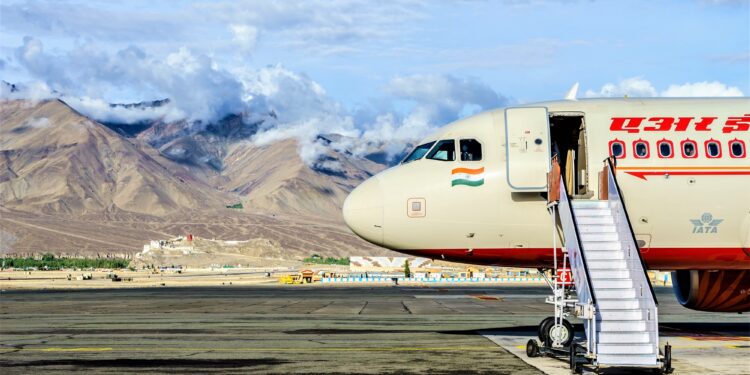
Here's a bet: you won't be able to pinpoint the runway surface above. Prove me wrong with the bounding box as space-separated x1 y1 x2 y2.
0 285 747 374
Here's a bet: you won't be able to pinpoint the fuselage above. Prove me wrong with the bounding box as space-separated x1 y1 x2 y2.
343 98 750 271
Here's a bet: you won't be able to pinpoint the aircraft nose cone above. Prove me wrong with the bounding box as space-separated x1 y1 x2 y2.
343 177 383 246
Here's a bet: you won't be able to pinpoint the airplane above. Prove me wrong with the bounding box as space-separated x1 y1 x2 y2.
342 90 750 321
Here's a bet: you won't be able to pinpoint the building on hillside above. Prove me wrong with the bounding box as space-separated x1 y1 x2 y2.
349 256 432 272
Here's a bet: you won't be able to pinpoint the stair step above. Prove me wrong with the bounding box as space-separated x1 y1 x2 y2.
571 200 609 209
594 279 633 289
580 232 619 242
576 216 614 225
573 208 612 216
587 260 627 270
596 354 658 366
582 241 622 250
589 270 631 279
597 332 651 344
585 251 625 260
597 299 641 310
577 224 617 233
596 288 637 299
598 320 648 331
598 343 655 355
599 309 644 320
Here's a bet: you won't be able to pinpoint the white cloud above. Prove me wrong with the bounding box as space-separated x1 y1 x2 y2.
25 117 49 128
584 77 658 98
243 71 506 167
0 1 424 58
661 81 744 97
230 24 258 53
585 77 744 98
0 80 54 101
12 37 245 123
5 35 506 169
66 97 187 124
199 0 424 55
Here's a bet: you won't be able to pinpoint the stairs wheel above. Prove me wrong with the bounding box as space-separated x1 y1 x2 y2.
537 317 554 344
546 319 574 347
526 339 540 358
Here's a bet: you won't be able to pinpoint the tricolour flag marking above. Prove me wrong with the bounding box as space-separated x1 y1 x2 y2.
451 167 485 187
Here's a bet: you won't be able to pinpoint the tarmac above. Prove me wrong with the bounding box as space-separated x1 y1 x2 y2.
0 285 748 374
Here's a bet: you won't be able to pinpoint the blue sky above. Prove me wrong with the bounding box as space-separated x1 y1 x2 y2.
1 0 748 158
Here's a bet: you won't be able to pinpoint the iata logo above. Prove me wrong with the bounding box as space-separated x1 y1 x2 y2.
690 213 723 234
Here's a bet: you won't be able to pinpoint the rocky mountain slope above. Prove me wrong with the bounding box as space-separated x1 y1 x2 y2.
0 99 227 216
0 99 395 259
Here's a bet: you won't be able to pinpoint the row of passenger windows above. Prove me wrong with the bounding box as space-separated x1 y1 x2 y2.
403 139 482 163
609 139 747 159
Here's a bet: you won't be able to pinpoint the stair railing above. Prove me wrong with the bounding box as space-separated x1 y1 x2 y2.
558 173 597 355
603 157 659 356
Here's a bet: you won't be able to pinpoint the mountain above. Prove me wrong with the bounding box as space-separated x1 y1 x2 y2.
125 110 390 218
0 99 394 259
0 99 227 216
222 137 385 217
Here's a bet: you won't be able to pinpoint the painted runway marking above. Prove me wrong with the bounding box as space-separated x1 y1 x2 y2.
0 346 499 353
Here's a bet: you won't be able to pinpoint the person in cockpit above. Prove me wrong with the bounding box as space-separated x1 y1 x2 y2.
461 143 474 161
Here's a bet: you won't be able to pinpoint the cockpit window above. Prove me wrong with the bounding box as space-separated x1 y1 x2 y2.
402 141 435 163
427 140 456 161
460 139 482 161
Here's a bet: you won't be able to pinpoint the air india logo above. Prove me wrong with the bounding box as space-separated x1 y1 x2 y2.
451 167 484 187
690 212 723 234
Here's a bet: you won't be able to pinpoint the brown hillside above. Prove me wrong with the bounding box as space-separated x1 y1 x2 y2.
0 99 227 216
222 138 385 218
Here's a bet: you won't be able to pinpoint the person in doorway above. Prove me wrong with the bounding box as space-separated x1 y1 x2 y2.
551 141 561 160
663 273 669 286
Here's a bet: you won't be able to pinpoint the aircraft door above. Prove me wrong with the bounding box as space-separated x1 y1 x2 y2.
504 107 551 191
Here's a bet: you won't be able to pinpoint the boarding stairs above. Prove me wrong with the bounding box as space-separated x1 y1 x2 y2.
556 158 664 370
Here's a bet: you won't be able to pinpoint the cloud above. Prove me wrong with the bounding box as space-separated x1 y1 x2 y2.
0 80 54 101
584 77 658 98
0 0 194 43
25 117 49 128
5 36 506 170
386 74 505 122
198 0 424 55
245 71 506 167
1 1 424 58
11 37 244 123
353 74 506 153
585 77 744 98
661 81 744 97
230 24 259 53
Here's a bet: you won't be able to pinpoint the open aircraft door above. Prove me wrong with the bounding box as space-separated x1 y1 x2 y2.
504 107 551 191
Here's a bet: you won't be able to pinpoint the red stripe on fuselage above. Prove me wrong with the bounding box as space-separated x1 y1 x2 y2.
625 170 750 180
394 247 750 270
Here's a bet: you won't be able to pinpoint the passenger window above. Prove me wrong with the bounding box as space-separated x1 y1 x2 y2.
705 140 721 158
427 140 455 161
402 141 436 164
681 140 697 158
459 139 482 161
610 140 625 158
634 140 649 159
657 140 673 158
730 140 746 158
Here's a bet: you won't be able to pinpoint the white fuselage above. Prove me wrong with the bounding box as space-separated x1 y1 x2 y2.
343 98 750 270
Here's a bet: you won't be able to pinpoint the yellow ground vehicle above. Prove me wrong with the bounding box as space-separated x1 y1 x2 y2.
279 270 318 284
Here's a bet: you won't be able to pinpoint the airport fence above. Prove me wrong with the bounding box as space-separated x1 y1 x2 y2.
320 277 545 284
